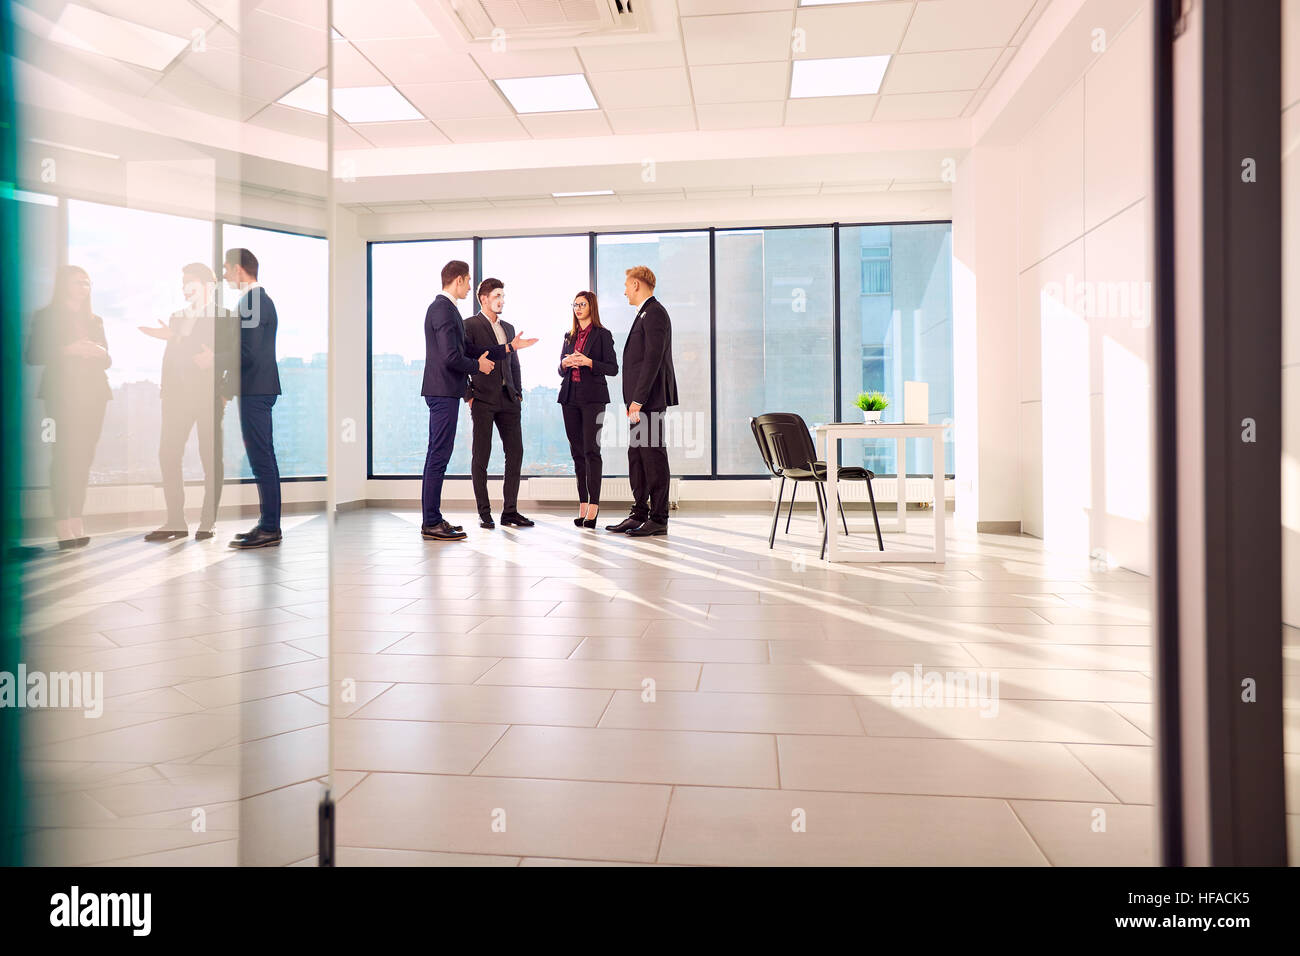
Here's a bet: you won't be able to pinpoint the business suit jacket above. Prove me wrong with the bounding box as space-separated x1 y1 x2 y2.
621 295 678 410
557 325 618 406
162 304 237 404
233 285 281 396
421 294 511 398
463 312 522 407
24 306 112 404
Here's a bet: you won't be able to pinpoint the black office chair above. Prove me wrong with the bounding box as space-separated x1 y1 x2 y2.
752 412 851 546
755 412 884 560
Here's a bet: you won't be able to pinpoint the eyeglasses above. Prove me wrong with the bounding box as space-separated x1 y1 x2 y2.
572 302 587 309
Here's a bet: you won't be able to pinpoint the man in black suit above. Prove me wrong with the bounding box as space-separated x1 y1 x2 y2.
223 248 283 550
420 260 536 541
607 265 678 537
464 278 533 530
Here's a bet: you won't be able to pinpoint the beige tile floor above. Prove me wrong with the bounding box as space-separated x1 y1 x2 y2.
16 504 1295 865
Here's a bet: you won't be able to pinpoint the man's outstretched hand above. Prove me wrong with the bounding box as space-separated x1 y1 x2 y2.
510 332 539 351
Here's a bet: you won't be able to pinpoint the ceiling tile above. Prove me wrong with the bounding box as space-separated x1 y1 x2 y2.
820 181 892 195
352 39 475 83
872 90 973 121
678 0 794 13
578 40 685 73
964 87 991 116
332 120 373 149
147 71 264 119
695 101 785 130
365 200 429 214
86 0 217 37
355 120 449 147
900 0 1037 52
400 80 513 120
685 186 752 200
518 110 612 138
331 40 388 86
240 8 327 73
981 46 1019 88
792 3 913 59
880 48 1002 94
690 61 790 104
471 47 583 79
426 200 495 211
332 0 439 40
435 115 530 143
489 196 557 208
682 12 795 65
891 179 948 191
783 94 877 126
753 183 819 197
605 106 697 134
588 68 691 110
164 29 310 102
253 0 326 30
245 101 328 138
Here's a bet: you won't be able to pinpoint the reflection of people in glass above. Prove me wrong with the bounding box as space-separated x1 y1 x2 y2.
24 265 112 549
223 248 283 549
558 291 617 529
138 264 236 542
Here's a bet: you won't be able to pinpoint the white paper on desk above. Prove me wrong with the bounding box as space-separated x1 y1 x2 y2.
903 381 929 424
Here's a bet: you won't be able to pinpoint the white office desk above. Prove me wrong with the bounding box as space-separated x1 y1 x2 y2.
814 422 946 563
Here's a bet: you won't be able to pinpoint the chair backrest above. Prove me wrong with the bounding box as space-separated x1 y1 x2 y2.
755 412 819 474
749 417 780 477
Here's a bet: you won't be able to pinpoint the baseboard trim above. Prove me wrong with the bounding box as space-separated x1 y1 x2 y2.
976 520 1023 535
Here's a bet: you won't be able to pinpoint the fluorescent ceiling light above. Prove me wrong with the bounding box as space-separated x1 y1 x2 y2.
278 76 328 115
29 137 120 160
495 74 598 114
49 3 189 72
553 190 613 198
333 86 422 123
790 55 890 98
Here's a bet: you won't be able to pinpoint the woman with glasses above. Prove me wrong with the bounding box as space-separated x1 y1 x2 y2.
558 291 618 528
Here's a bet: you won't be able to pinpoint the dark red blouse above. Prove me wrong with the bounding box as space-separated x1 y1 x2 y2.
570 325 592 381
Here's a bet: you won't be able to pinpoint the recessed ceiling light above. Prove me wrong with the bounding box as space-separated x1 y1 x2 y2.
49 3 189 72
790 55 891 98
333 86 422 123
278 76 328 115
495 74 599 114
552 190 614 198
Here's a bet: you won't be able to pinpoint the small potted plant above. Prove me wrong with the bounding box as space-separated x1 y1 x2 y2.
855 391 888 423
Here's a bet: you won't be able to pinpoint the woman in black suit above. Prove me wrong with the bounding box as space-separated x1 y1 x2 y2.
558 291 618 528
24 265 112 549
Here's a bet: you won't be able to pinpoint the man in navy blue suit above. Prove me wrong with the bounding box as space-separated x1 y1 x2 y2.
420 260 536 540
223 247 283 550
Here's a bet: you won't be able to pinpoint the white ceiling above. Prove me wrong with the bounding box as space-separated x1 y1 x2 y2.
11 0 1055 208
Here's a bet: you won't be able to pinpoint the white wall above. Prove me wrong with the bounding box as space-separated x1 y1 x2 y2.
1014 2 1153 572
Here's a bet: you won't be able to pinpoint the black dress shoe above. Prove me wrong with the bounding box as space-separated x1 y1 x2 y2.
233 525 260 541
500 512 534 527
605 517 644 533
581 517 597 529
480 516 495 529
195 528 216 541
421 520 467 541
574 516 586 527
626 520 667 537
144 528 188 542
229 527 281 549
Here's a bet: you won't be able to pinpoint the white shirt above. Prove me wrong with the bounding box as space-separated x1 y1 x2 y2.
486 313 507 345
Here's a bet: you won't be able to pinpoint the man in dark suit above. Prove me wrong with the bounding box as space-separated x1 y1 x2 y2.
223 248 283 550
420 260 536 541
606 265 678 537
464 278 533 530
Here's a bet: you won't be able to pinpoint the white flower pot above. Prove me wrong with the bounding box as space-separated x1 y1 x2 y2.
862 409 882 423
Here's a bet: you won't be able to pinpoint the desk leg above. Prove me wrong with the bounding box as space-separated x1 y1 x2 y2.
816 430 827 535
932 433 945 562
826 429 840 561
896 436 907 534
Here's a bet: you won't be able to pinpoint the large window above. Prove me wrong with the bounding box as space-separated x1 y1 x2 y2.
596 232 711 476
839 224 954 476
221 224 329 479
66 199 213 486
368 223 954 479
716 226 835 474
369 239 475 475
